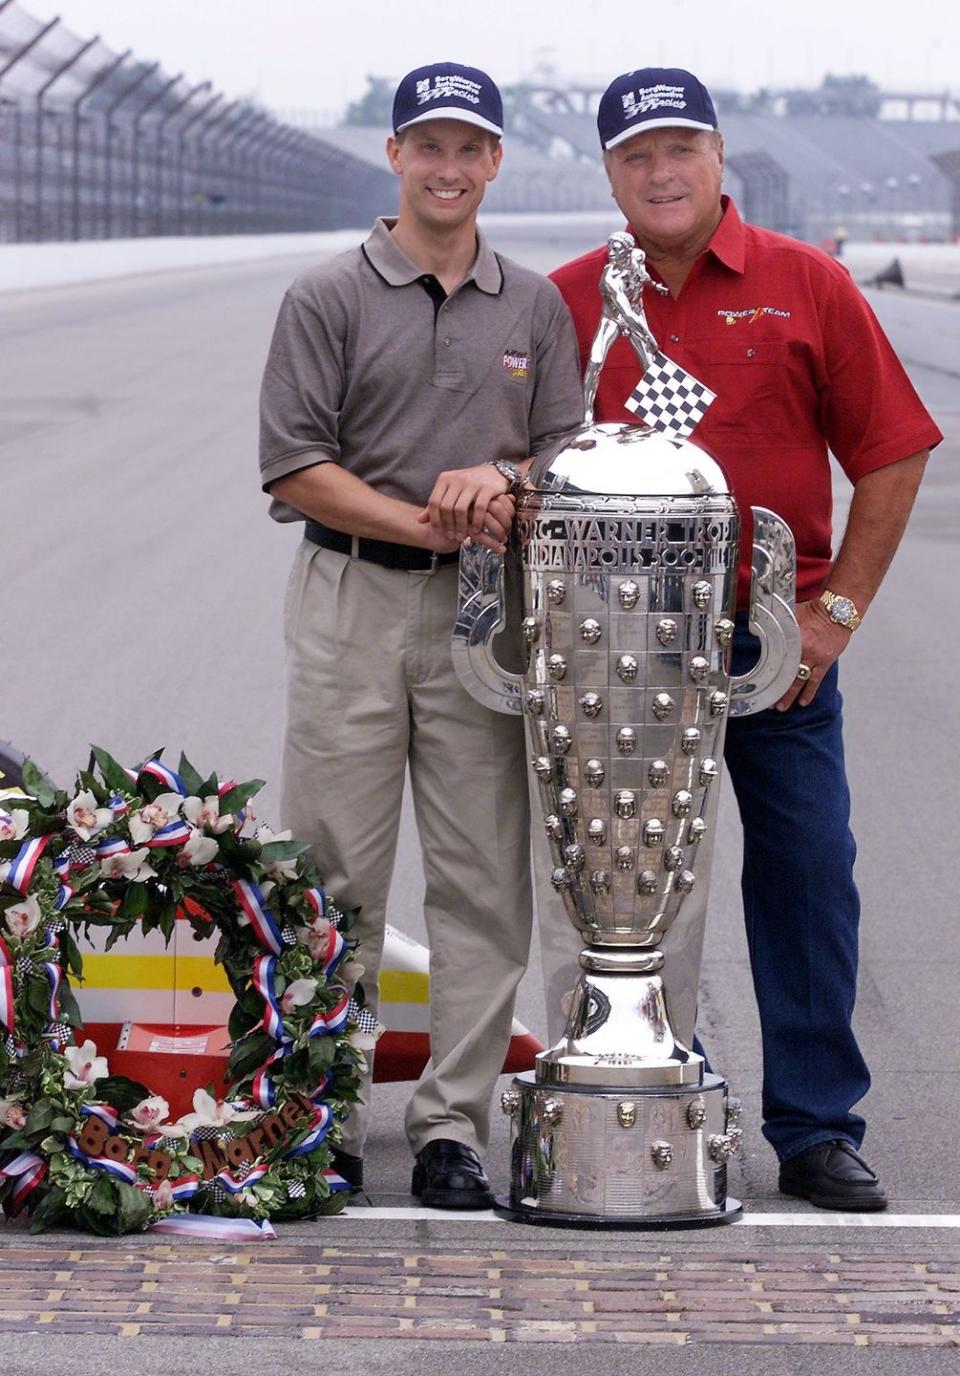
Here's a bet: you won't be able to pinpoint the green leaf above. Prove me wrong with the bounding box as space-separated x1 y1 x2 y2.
177 753 205 797
29 1184 66 1232
87 1174 118 1216
308 1035 336 1078
96 1076 151 1113
89 746 133 797
61 930 85 980
227 1031 275 1081
120 883 148 921
20 759 58 809
218 780 265 815
57 982 83 1029
49 1115 75 1133
258 840 311 863
228 999 258 1042
24 1099 54 1135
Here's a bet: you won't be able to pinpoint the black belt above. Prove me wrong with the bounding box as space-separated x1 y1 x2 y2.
304 520 459 572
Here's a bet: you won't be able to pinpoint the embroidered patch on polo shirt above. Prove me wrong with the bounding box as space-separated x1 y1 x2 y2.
719 306 792 325
502 349 529 379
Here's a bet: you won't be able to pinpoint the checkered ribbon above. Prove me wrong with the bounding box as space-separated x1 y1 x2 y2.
624 350 716 439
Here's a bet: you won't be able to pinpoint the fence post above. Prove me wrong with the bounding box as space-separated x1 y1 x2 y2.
103 61 158 238
0 11 61 241
175 92 222 234
153 80 209 235
130 71 181 235
68 48 129 240
193 99 238 234
33 34 98 241
231 113 272 230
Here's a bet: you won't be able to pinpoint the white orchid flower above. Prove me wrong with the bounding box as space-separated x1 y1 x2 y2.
99 848 158 883
183 795 234 835
178 828 219 868
280 977 317 1014
129 1095 171 1131
4 894 42 939
256 825 299 883
177 1088 258 1131
235 801 257 838
151 1179 175 1210
128 792 184 845
305 910 331 939
0 1098 27 1129
0 809 29 843
299 927 334 961
66 790 113 841
340 959 365 985
63 1039 109 1089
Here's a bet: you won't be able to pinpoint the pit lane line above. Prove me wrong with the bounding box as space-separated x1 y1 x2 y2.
339 1207 960 1227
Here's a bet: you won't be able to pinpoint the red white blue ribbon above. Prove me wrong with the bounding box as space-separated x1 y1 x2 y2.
144 819 192 849
108 795 130 816
0 934 11 967
309 990 351 1037
67 1136 140 1184
0 1151 48 1211
214 1162 269 1193
96 837 131 860
4 836 50 894
149 1215 276 1240
82 1102 120 1132
283 1103 332 1159
52 851 71 879
250 1067 277 1110
318 925 347 979
53 883 75 911
138 760 187 795
304 887 326 919
231 879 283 956
0 965 14 1036
166 1174 201 1202
322 1168 352 1194
252 955 285 1041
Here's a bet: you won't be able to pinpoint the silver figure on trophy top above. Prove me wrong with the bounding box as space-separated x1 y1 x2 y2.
453 232 801 1228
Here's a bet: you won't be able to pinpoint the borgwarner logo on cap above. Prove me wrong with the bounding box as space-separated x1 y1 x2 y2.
622 83 687 120
416 74 482 107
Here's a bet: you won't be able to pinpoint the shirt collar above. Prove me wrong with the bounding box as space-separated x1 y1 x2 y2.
362 217 503 294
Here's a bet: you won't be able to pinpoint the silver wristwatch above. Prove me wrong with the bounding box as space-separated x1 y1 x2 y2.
820 589 862 631
491 459 525 496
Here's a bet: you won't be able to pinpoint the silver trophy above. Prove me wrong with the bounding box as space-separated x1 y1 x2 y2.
452 233 801 1228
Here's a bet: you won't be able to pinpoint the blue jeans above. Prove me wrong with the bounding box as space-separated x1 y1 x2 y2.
711 624 871 1162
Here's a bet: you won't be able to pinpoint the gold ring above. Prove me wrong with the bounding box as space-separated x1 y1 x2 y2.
795 662 812 682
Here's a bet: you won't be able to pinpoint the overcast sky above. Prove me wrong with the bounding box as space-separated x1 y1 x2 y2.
29 0 960 122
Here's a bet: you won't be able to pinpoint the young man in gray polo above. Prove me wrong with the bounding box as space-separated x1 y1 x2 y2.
259 62 582 1208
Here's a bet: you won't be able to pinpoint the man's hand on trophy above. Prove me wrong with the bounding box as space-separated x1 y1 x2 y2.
774 599 852 712
417 464 518 553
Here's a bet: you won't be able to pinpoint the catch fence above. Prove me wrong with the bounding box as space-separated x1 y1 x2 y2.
0 0 394 242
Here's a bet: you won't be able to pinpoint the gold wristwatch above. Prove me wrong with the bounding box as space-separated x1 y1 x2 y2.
820 590 862 631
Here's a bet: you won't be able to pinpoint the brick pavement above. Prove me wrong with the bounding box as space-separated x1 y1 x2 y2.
0 1240 958 1347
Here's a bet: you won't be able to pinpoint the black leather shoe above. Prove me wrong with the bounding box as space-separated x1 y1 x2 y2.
329 1147 363 1193
411 1140 494 1210
779 1140 887 1211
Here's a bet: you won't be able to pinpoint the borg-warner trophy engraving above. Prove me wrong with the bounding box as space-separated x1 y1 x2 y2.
453 233 801 1227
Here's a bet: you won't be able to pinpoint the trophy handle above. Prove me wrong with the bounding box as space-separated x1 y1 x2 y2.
451 542 524 715
728 506 803 716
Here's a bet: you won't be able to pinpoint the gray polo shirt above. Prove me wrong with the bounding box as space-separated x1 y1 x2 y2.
259 218 583 521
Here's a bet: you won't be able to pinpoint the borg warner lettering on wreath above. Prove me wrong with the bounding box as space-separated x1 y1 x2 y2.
518 514 738 572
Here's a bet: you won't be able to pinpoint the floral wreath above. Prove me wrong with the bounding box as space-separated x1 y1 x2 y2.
0 747 374 1237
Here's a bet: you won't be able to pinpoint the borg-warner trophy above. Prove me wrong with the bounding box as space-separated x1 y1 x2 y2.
452 233 802 1228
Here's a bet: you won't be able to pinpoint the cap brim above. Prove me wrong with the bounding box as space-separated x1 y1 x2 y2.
396 107 503 137
603 117 716 150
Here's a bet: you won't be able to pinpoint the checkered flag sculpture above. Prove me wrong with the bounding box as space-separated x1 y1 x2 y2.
625 349 716 439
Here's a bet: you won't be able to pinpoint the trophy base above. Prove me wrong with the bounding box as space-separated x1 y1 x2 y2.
500 1071 741 1229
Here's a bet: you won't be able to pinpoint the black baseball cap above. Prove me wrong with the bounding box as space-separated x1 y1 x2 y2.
598 67 718 151
392 62 503 138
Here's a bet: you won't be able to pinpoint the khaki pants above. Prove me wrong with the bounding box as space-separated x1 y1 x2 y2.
281 542 532 1158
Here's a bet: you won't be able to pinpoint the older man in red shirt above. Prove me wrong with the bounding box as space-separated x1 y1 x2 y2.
550 67 941 1210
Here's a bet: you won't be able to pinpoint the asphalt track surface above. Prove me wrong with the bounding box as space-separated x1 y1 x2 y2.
0 220 957 1372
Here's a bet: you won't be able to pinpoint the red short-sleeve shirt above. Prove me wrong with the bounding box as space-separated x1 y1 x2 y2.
551 197 942 606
